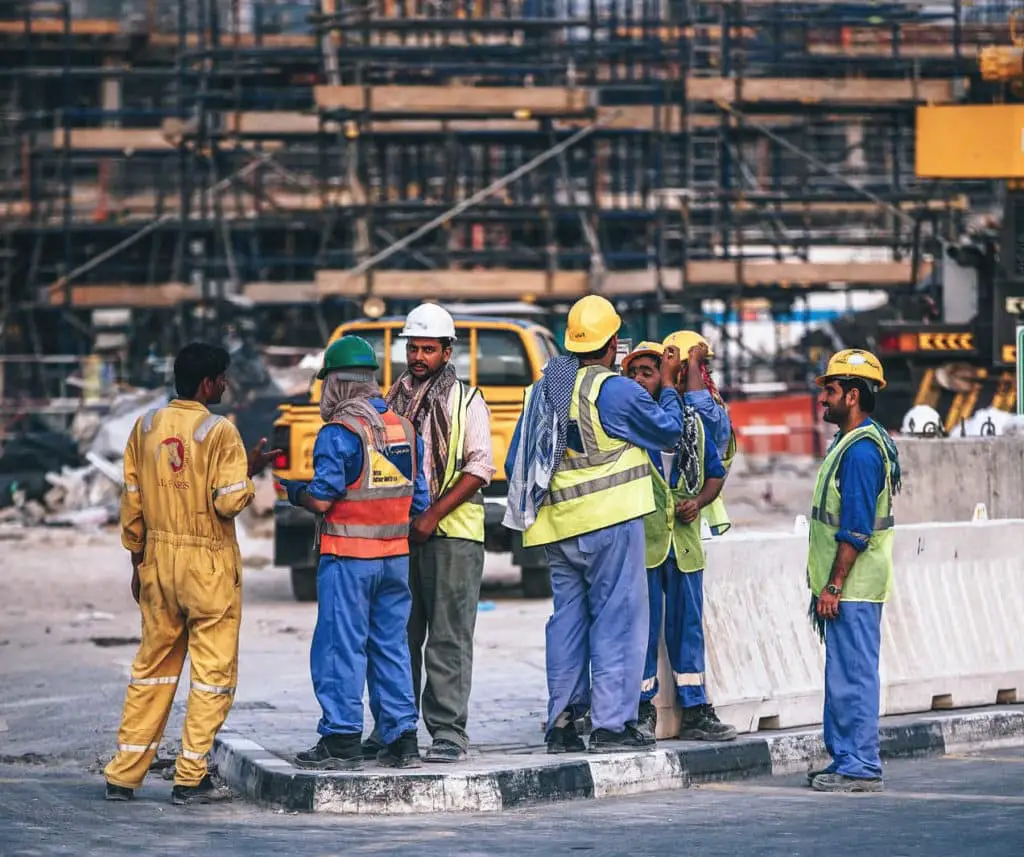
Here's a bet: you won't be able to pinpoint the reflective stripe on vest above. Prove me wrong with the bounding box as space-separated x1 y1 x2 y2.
643 416 707 572
435 382 486 543
523 365 654 548
702 422 736 537
806 423 895 603
319 410 417 559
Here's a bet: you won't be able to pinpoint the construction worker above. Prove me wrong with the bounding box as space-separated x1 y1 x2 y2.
622 342 737 744
278 335 430 770
663 331 737 536
371 302 495 764
104 342 281 805
504 296 684 754
807 349 900 793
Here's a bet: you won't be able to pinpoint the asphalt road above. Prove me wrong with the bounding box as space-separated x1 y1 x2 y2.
1 748 1022 856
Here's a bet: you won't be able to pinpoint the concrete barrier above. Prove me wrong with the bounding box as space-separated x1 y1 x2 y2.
653 520 1024 738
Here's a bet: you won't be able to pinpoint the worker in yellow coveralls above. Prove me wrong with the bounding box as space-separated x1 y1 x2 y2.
103 342 280 806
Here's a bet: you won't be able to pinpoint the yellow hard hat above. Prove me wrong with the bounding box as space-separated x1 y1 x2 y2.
564 295 622 353
663 329 714 359
815 348 887 391
621 340 664 372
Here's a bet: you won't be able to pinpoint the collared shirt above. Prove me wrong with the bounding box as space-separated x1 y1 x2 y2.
684 389 732 459
835 417 886 553
306 396 431 516
414 383 496 501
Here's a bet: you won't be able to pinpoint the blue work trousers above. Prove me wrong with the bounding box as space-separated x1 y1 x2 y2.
823 600 884 780
641 560 707 709
543 518 648 738
311 554 418 745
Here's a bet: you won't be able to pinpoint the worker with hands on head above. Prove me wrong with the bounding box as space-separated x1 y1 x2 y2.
504 296 685 754
663 331 737 536
807 348 901 794
622 342 737 744
104 342 281 806
362 303 495 764
279 335 430 771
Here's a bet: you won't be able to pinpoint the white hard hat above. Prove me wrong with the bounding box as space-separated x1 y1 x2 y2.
398 303 457 341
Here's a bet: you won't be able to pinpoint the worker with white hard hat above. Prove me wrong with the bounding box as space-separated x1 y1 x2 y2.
504 296 684 754
363 302 495 764
621 341 736 745
663 330 736 536
807 348 901 794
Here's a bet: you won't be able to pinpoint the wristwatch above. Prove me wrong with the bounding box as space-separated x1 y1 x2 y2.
825 584 842 596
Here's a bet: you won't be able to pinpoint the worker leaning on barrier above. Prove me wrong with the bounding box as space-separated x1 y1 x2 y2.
504 296 684 754
104 342 280 806
622 342 737 744
807 348 901 794
278 336 430 771
663 331 737 536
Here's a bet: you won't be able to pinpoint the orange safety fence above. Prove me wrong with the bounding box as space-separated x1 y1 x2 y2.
729 393 825 458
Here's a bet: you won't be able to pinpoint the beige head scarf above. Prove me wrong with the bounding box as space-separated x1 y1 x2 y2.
319 370 389 450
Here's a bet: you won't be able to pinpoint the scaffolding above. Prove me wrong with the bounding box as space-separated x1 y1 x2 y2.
0 0 1015 365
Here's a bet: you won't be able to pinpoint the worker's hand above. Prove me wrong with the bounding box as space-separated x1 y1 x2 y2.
130 566 141 604
279 478 308 507
661 346 681 387
409 511 438 544
248 438 283 478
688 343 709 365
816 590 841 621
676 499 700 524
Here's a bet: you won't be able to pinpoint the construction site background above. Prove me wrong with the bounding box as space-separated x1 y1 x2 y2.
2 0 1024 527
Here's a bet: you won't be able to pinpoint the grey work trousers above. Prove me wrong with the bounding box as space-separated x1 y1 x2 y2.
407 536 485 751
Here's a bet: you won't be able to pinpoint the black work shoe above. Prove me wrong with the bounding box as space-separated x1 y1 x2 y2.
547 722 587 754
678 704 738 742
424 738 465 764
811 773 883 793
588 726 652 754
361 736 384 760
635 700 658 742
293 735 363 771
171 774 233 806
104 782 134 802
377 730 422 769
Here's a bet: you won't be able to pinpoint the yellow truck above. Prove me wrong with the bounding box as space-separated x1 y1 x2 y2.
270 314 560 601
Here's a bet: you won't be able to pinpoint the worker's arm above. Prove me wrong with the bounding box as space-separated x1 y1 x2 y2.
595 375 684 450
410 435 431 517
120 419 146 563
296 424 356 515
210 423 256 519
675 426 727 523
817 438 886 619
684 389 732 456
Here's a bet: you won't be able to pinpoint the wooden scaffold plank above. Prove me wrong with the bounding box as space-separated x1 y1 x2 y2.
314 85 593 116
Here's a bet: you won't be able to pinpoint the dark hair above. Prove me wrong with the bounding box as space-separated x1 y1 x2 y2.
174 342 230 399
576 338 615 363
838 377 876 414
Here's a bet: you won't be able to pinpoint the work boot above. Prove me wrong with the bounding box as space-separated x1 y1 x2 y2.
361 735 384 760
104 782 134 802
424 738 465 764
377 730 422 769
811 773 883 793
171 774 233 806
588 726 652 754
806 765 836 786
546 709 586 754
635 700 658 742
293 734 363 771
677 704 738 742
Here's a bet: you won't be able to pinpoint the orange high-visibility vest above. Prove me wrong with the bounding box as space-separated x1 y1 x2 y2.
318 409 417 560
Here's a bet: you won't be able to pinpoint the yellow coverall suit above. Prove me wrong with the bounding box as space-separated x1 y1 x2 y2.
104 399 254 789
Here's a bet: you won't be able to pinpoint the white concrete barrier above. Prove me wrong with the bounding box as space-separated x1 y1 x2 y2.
653 520 1024 738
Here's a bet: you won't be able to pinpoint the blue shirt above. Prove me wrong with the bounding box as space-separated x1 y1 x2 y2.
306 396 431 516
834 418 886 553
685 389 732 460
505 374 684 475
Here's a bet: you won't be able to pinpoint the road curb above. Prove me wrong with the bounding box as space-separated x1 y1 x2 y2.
211 707 1024 814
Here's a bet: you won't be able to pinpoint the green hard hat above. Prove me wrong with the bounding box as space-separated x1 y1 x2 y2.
316 335 378 379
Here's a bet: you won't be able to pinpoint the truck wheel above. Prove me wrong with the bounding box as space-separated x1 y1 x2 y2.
521 566 552 599
290 566 318 603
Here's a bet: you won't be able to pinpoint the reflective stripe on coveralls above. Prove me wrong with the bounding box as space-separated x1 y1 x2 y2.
522 365 654 548
318 411 417 558
435 383 486 542
807 422 894 602
104 401 253 790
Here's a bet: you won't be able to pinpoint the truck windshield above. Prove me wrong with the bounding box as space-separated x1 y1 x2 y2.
386 327 531 386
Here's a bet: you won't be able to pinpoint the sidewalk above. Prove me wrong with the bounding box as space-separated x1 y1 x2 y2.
214 579 1024 814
